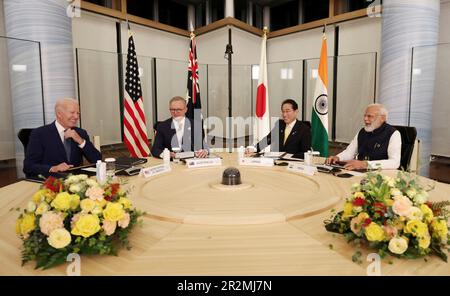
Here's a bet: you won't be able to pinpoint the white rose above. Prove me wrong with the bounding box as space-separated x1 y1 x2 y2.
383 176 396 187
406 207 423 221
69 184 81 193
27 201 36 213
47 228 71 249
64 175 78 185
35 202 50 215
413 191 428 205
92 206 103 215
77 174 88 181
86 178 98 187
406 188 417 199
388 237 408 255
390 188 402 197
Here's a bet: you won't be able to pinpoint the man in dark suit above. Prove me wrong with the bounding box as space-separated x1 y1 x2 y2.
23 98 102 178
151 96 209 158
251 99 311 157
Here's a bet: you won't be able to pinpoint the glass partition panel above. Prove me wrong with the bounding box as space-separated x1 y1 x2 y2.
305 57 334 140
155 58 208 123
252 60 303 122
77 49 121 145
411 43 450 178
0 37 44 177
335 53 377 143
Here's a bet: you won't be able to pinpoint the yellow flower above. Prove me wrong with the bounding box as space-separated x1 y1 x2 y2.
118 197 132 210
51 192 72 211
418 234 431 249
431 219 448 241
342 202 354 219
353 192 365 199
95 198 107 209
70 194 80 210
385 198 394 207
80 198 96 213
45 191 56 203
71 214 101 238
35 202 50 215
103 203 125 222
16 213 36 237
404 220 428 237
47 228 71 249
365 222 385 242
420 204 433 223
32 189 49 203
388 236 408 254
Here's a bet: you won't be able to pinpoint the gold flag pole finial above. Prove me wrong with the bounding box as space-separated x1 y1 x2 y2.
190 31 195 38
263 26 268 36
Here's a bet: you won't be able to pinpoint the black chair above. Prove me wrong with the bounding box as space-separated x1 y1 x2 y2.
302 121 311 128
17 128 34 152
392 125 417 171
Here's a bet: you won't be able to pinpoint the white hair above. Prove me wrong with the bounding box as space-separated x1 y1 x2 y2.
55 98 78 114
367 103 388 121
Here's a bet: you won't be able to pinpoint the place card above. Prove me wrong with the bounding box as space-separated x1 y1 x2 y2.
141 164 171 178
239 157 274 167
287 163 317 176
175 151 195 159
186 157 222 168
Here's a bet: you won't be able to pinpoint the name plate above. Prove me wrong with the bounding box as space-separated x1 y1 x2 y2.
287 163 317 176
141 164 171 178
239 157 274 167
186 157 222 168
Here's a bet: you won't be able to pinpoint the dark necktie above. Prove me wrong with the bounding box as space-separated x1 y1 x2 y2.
63 131 71 162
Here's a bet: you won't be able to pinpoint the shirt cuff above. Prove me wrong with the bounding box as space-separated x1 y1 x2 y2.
78 140 86 149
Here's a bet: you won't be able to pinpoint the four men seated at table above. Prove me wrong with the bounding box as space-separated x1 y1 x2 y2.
23 98 402 175
23 98 102 178
326 103 402 170
151 96 209 159
249 99 312 157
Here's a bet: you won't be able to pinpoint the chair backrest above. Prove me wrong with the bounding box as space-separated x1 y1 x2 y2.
302 121 311 128
392 125 417 170
17 128 34 151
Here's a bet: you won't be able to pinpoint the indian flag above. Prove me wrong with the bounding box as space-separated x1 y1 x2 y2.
311 32 329 157
254 30 270 151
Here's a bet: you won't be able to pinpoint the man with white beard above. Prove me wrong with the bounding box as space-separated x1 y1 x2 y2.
326 103 402 170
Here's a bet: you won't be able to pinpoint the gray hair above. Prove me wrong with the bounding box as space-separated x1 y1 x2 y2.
367 103 388 121
169 96 187 106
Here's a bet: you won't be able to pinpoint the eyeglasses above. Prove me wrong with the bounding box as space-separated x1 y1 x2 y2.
169 108 184 112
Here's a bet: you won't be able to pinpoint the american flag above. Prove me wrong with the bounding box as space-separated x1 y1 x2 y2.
123 31 150 158
186 33 202 120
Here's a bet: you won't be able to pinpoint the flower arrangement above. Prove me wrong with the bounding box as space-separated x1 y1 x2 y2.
15 174 143 269
325 171 450 262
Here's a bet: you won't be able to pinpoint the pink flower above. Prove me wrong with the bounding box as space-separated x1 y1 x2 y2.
392 196 413 217
350 217 363 235
118 213 130 228
383 224 398 239
85 186 105 201
39 211 64 236
71 212 82 229
102 220 117 236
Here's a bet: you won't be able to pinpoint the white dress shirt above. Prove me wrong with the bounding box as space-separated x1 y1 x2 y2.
337 129 401 169
172 117 186 149
55 120 86 149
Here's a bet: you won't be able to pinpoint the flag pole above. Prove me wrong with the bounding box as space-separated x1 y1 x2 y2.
225 28 233 152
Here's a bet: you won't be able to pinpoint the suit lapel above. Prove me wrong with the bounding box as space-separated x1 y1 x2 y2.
283 120 300 147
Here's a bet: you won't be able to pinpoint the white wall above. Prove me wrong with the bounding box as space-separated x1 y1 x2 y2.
267 26 335 63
